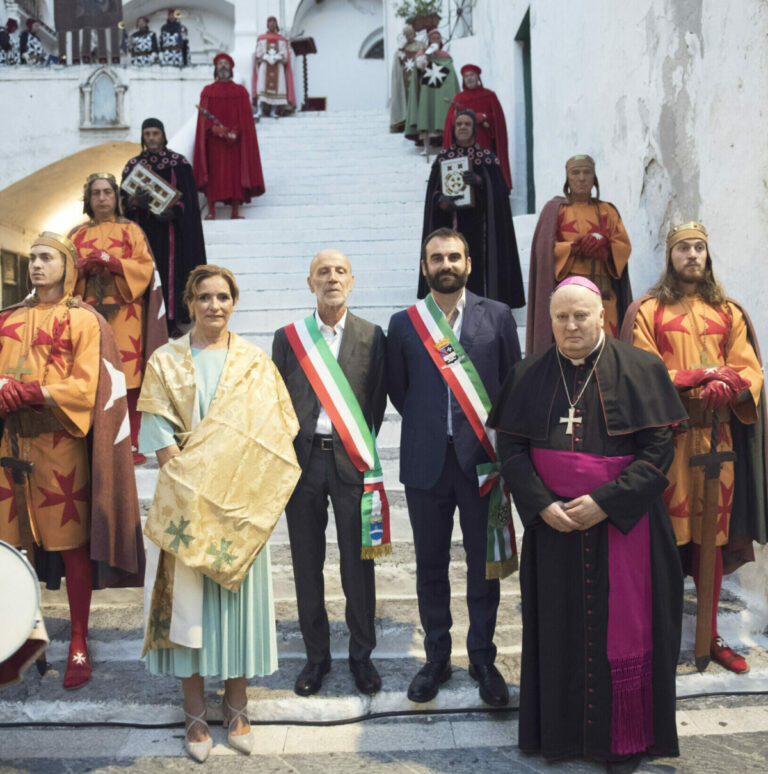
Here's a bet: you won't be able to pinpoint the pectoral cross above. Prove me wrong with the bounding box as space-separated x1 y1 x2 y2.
560 406 582 435
5 355 33 380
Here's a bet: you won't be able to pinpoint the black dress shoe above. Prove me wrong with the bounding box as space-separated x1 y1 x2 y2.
468 663 509 707
294 655 331 696
349 658 382 696
407 660 451 703
605 753 644 774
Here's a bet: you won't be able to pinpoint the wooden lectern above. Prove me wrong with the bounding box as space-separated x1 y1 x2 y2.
290 37 320 111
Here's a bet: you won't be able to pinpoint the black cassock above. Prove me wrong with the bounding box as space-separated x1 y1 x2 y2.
418 144 525 309
488 337 686 762
122 149 206 331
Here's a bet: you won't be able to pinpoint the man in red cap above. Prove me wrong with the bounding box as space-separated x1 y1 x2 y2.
252 16 296 119
193 53 266 220
444 64 512 190
19 18 46 65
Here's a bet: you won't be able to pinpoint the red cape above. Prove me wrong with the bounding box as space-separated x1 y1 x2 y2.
193 80 265 203
251 32 296 106
444 86 512 190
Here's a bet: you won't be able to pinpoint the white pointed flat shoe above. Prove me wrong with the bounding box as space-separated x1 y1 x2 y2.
222 698 254 755
184 709 212 763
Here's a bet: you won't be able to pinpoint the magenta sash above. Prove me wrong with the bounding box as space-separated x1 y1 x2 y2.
531 448 654 755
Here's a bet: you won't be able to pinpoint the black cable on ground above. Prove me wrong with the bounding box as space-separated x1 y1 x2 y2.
1 689 767 730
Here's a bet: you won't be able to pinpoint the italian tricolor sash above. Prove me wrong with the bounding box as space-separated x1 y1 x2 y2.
407 294 517 579
284 315 391 559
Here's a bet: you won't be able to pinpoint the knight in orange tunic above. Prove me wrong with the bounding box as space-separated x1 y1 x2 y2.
623 221 765 674
526 155 633 354
0 232 143 689
69 172 165 463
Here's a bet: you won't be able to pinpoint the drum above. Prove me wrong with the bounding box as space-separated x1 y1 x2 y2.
0 541 42 662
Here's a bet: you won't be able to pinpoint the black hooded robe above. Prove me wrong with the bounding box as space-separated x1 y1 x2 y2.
487 337 687 762
122 148 206 331
418 144 525 309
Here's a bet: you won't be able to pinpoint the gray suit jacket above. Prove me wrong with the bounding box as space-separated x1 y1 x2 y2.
272 310 387 485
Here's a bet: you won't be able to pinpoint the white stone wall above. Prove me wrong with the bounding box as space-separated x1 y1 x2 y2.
291 0 386 111
0 67 212 188
446 0 768 346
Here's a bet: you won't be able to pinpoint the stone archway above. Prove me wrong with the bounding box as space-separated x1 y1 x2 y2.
291 0 386 110
0 141 140 255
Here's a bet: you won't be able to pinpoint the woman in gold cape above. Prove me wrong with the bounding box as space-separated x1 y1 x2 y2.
138 265 300 761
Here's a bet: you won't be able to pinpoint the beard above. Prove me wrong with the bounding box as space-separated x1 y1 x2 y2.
425 266 469 293
670 263 706 287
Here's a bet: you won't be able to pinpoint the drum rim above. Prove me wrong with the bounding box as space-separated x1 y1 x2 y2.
0 540 42 662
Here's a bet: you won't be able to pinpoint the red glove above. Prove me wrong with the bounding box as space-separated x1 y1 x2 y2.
80 252 123 276
579 232 611 261
0 379 22 414
77 258 98 278
699 379 737 410
711 366 751 394
673 369 711 390
97 251 124 276
0 379 43 412
18 380 45 408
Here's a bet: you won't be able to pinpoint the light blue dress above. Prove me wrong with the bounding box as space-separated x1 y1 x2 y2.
140 347 278 679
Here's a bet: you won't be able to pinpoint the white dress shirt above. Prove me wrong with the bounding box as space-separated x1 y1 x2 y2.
313 308 347 436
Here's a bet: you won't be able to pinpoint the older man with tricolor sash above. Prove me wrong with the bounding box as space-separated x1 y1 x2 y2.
387 227 521 707
273 249 388 698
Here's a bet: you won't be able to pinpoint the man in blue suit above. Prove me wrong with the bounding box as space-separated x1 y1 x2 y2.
387 227 521 705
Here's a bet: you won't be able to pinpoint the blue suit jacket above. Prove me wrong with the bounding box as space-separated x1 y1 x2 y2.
387 290 521 490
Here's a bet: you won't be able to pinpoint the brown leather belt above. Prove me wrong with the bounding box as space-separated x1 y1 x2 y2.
15 408 65 438
681 396 730 428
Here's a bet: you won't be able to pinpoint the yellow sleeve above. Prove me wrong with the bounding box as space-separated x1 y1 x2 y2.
604 204 631 280
630 301 679 379
46 309 101 437
114 222 155 303
727 303 763 424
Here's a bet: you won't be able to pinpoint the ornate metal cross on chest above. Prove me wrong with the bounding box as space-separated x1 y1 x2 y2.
560 406 582 435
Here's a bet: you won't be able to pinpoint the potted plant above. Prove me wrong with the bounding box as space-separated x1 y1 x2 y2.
394 1 443 33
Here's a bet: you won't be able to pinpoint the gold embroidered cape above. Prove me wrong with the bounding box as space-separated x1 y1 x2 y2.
139 333 300 653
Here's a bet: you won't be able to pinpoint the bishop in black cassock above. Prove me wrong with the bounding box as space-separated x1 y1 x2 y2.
488 277 686 766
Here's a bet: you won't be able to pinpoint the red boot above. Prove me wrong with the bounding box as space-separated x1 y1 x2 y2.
63 639 92 689
710 636 749 673
61 546 93 689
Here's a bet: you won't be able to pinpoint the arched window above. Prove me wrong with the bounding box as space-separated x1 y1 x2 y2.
79 67 128 129
359 27 384 60
92 73 117 123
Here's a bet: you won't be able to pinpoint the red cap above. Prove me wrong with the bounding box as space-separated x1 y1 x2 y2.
26 18 39 31
427 29 442 42
137 16 150 25
6 19 18 32
213 52 234 68
461 64 481 76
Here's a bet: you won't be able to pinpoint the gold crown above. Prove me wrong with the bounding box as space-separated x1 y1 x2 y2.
666 221 708 250
83 172 117 199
